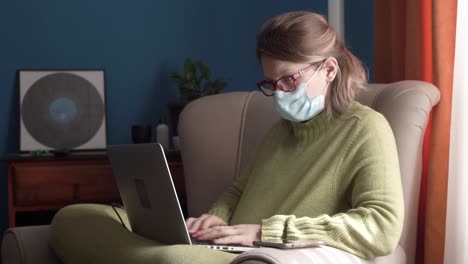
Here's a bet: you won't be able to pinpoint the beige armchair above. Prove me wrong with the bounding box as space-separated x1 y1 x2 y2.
1 81 439 264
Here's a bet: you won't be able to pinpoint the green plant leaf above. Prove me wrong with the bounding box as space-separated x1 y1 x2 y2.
169 72 181 80
202 79 227 96
196 60 212 81
169 57 228 102
184 58 196 81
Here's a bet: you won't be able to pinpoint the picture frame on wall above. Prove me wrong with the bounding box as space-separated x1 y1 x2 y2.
18 69 107 152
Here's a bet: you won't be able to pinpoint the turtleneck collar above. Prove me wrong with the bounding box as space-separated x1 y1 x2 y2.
287 109 338 141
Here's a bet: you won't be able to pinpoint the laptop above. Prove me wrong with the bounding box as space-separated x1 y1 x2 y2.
107 143 253 253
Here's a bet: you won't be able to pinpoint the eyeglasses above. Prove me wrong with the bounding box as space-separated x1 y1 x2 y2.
257 61 324 96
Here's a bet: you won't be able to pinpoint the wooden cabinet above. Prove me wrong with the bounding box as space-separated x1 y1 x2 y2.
3 151 185 227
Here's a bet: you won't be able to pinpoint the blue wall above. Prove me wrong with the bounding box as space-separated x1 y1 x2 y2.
0 0 329 233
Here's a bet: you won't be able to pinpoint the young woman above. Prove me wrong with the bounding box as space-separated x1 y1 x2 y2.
186 11 404 259
51 11 403 263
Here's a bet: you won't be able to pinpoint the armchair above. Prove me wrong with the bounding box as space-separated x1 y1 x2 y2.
178 80 440 264
1 81 440 264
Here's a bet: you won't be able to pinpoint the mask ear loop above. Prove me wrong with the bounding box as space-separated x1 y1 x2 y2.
324 63 340 97
305 62 325 86
323 81 330 97
303 62 328 100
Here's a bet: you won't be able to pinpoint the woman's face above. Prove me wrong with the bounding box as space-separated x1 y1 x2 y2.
260 56 329 99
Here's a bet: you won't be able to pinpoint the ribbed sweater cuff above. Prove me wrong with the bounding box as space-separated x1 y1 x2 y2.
261 215 332 242
261 215 288 242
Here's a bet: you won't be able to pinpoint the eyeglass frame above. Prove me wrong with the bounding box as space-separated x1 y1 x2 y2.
257 60 325 96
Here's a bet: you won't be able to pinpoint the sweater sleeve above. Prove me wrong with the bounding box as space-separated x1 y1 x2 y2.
207 172 249 224
261 113 404 259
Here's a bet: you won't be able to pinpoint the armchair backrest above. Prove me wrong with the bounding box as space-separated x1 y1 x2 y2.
178 80 440 263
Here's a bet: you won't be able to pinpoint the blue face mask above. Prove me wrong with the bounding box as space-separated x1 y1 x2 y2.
274 63 327 122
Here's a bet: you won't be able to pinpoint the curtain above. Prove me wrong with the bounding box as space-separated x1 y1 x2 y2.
374 1 457 263
444 0 467 262
424 1 457 264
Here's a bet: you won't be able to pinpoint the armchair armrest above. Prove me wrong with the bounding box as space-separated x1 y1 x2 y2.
2 225 61 264
231 245 406 264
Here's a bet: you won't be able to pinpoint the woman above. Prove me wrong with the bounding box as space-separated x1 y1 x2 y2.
51 11 403 263
186 11 403 259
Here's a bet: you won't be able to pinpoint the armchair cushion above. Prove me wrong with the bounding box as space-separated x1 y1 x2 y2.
1 225 61 264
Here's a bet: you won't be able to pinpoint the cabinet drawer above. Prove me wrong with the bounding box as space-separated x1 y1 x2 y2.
13 164 120 206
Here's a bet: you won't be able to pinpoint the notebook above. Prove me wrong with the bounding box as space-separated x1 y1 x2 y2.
107 143 253 253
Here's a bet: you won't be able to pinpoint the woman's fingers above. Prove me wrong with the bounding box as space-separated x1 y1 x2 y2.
196 224 261 246
186 214 209 233
185 217 197 230
199 216 226 230
197 225 236 240
186 215 260 247
185 214 226 234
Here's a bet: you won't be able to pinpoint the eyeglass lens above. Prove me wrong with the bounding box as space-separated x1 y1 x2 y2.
261 77 296 95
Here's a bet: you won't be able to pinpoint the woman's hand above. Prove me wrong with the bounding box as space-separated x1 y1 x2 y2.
185 214 227 234
194 224 261 246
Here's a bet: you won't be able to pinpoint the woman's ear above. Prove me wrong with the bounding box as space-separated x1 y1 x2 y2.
322 57 339 82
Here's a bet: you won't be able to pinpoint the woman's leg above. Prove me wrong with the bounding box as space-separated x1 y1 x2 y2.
50 204 236 264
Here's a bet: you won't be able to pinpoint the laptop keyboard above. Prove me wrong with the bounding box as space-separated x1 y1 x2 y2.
190 237 215 245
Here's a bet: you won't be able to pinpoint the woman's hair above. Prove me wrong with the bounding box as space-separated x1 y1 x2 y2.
257 11 368 115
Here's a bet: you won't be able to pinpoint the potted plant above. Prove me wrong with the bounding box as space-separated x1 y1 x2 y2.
168 58 228 135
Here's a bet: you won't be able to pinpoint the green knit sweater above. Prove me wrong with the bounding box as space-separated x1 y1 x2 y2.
208 102 404 259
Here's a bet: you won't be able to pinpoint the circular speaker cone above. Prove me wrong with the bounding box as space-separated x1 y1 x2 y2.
21 72 104 149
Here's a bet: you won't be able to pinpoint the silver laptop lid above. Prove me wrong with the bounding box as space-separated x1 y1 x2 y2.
107 143 191 245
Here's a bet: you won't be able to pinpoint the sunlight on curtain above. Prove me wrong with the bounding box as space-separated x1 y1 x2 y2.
444 0 468 263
